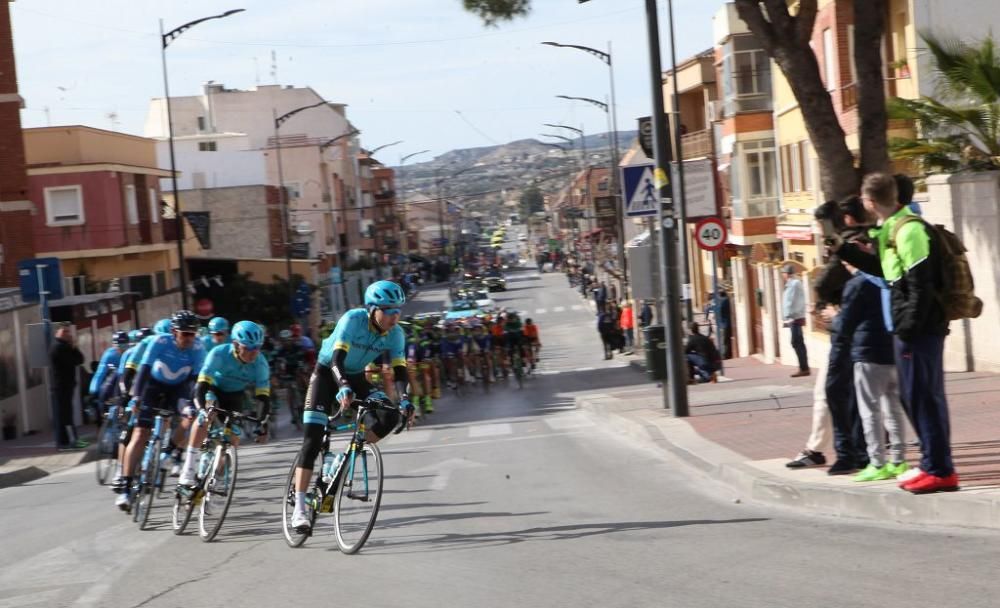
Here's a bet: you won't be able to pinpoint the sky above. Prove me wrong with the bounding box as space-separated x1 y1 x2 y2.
12 0 722 162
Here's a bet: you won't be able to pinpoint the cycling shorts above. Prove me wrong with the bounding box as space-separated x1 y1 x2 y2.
202 389 246 425
441 340 466 358
303 365 400 439
137 378 189 429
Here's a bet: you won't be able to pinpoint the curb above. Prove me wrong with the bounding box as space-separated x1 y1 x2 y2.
576 393 1000 531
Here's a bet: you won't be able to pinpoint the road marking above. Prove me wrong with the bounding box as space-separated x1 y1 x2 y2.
576 366 596 372
571 304 584 311
411 457 486 490
468 423 513 437
383 430 587 453
388 429 432 445
535 370 561 375
553 306 566 312
544 413 597 431
535 308 547 314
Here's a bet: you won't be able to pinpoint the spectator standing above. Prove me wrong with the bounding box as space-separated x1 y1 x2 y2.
593 281 608 313
596 309 616 360
714 290 732 359
619 301 635 354
839 172 957 494
837 260 908 482
50 323 86 450
638 300 654 328
781 265 810 377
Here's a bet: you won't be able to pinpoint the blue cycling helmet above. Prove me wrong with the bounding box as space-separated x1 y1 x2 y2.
231 320 265 349
154 318 172 335
128 329 144 344
364 280 406 308
112 331 130 346
208 317 230 333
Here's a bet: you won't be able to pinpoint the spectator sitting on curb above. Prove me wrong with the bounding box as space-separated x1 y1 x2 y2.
684 322 720 384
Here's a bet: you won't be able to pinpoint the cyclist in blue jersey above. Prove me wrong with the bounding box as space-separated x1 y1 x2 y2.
115 311 207 510
89 331 129 410
440 321 469 389
200 316 229 352
177 320 270 488
109 328 154 492
289 280 414 532
466 319 493 382
120 318 172 397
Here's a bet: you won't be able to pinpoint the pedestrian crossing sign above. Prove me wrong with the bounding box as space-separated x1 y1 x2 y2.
621 164 658 217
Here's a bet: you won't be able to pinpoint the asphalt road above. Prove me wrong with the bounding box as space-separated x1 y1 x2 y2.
3 270 1000 608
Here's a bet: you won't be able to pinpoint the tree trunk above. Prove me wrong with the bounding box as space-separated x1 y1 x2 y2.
853 0 890 176
734 0 864 202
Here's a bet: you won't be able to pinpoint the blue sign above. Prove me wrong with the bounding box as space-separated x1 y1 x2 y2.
291 282 312 318
18 258 64 302
620 164 658 217
330 266 343 285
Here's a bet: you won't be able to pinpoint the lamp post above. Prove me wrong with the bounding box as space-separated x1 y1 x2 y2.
398 149 431 257
273 99 331 317
319 127 360 310
544 122 586 163
160 8 245 309
433 165 477 266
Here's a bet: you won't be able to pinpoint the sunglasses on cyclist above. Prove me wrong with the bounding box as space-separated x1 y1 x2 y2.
378 307 402 316
177 330 197 338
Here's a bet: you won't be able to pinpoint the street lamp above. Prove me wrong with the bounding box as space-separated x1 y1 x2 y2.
317 127 360 310
273 99 331 318
540 133 574 145
365 140 404 157
398 150 430 257
433 165 477 265
160 8 245 309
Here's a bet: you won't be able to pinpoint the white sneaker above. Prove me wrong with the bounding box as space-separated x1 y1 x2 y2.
178 470 196 487
170 462 182 477
897 467 923 483
115 492 130 511
290 510 311 532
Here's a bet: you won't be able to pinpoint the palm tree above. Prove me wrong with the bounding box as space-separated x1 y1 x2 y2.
889 34 1000 173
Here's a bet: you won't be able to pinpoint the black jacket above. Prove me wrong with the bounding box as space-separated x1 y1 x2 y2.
833 273 894 365
839 219 948 342
685 333 720 364
50 338 84 389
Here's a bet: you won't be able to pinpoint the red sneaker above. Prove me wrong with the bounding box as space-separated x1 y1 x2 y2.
904 473 960 494
899 469 928 489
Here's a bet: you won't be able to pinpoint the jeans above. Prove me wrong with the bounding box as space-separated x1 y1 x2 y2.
623 328 634 350
895 334 953 477
686 353 717 382
826 342 866 465
789 322 808 371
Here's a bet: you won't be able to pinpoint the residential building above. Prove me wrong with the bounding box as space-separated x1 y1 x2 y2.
145 83 363 266
0 0 35 288
371 165 402 261
23 126 184 300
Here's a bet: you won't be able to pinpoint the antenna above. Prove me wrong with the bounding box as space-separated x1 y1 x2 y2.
106 111 120 131
270 50 278 84
253 56 260 85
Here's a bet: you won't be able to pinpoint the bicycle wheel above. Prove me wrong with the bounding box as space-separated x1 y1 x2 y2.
95 415 117 485
172 484 198 535
333 443 383 554
199 445 237 542
513 354 524 389
281 453 317 548
136 438 162 530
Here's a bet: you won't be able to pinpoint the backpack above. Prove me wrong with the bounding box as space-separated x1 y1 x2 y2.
889 216 983 321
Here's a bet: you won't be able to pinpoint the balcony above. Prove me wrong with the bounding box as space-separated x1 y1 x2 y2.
731 197 779 219
680 129 712 159
373 189 395 201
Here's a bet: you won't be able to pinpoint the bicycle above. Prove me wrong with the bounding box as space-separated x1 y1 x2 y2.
281 397 406 554
510 346 525 389
95 397 125 486
172 405 259 542
130 406 176 530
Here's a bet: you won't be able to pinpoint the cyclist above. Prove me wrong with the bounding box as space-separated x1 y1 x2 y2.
109 328 153 491
177 321 270 488
276 329 307 428
120 318 172 397
89 331 130 412
115 311 206 510
424 318 443 399
289 280 414 532
522 318 541 371
406 322 436 414
503 311 527 375
466 319 493 382
290 323 317 369
200 316 230 352
489 315 508 377
440 321 468 389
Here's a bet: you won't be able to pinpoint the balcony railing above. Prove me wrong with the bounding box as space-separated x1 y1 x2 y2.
680 129 712 159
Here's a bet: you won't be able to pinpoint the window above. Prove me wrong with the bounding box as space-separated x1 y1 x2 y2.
742 140 776 199
43 185 85 226
198 141 217 152
284 181 302 199
801 141 813 192
823 28 835 90
64 275 86 296
780 145 790 193
790 142 802 192
148 188 159 223
197 116 206 131
125 185 139 224
155 271 166 295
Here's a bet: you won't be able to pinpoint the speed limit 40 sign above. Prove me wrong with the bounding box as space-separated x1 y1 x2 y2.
694 217 727 251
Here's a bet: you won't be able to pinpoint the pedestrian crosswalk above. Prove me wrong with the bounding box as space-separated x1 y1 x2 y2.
533 304 585 315
385 412 596 448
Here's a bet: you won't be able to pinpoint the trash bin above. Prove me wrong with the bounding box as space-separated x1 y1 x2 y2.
643 324 667 381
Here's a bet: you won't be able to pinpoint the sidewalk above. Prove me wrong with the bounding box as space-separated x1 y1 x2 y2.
576 356 1000 530
0 428 98 488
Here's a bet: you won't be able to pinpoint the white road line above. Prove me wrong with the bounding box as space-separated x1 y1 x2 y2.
575 366 596 372
544 413 597 431
553 306 566 312
571 304 584 311
468 423 513 437
535 308 547 314
535 370 561 375
383 430 587 453
388 429 432 445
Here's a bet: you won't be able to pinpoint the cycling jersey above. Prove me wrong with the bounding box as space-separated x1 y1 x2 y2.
138 334 207 387
523 324 539 341
407 334 436 363
124 335 157 371
276 344 306 379
89 346 122 396
318 308 406 374
197 343 270 397
469 333 491 352
199 334 225 352
441 333 467 358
